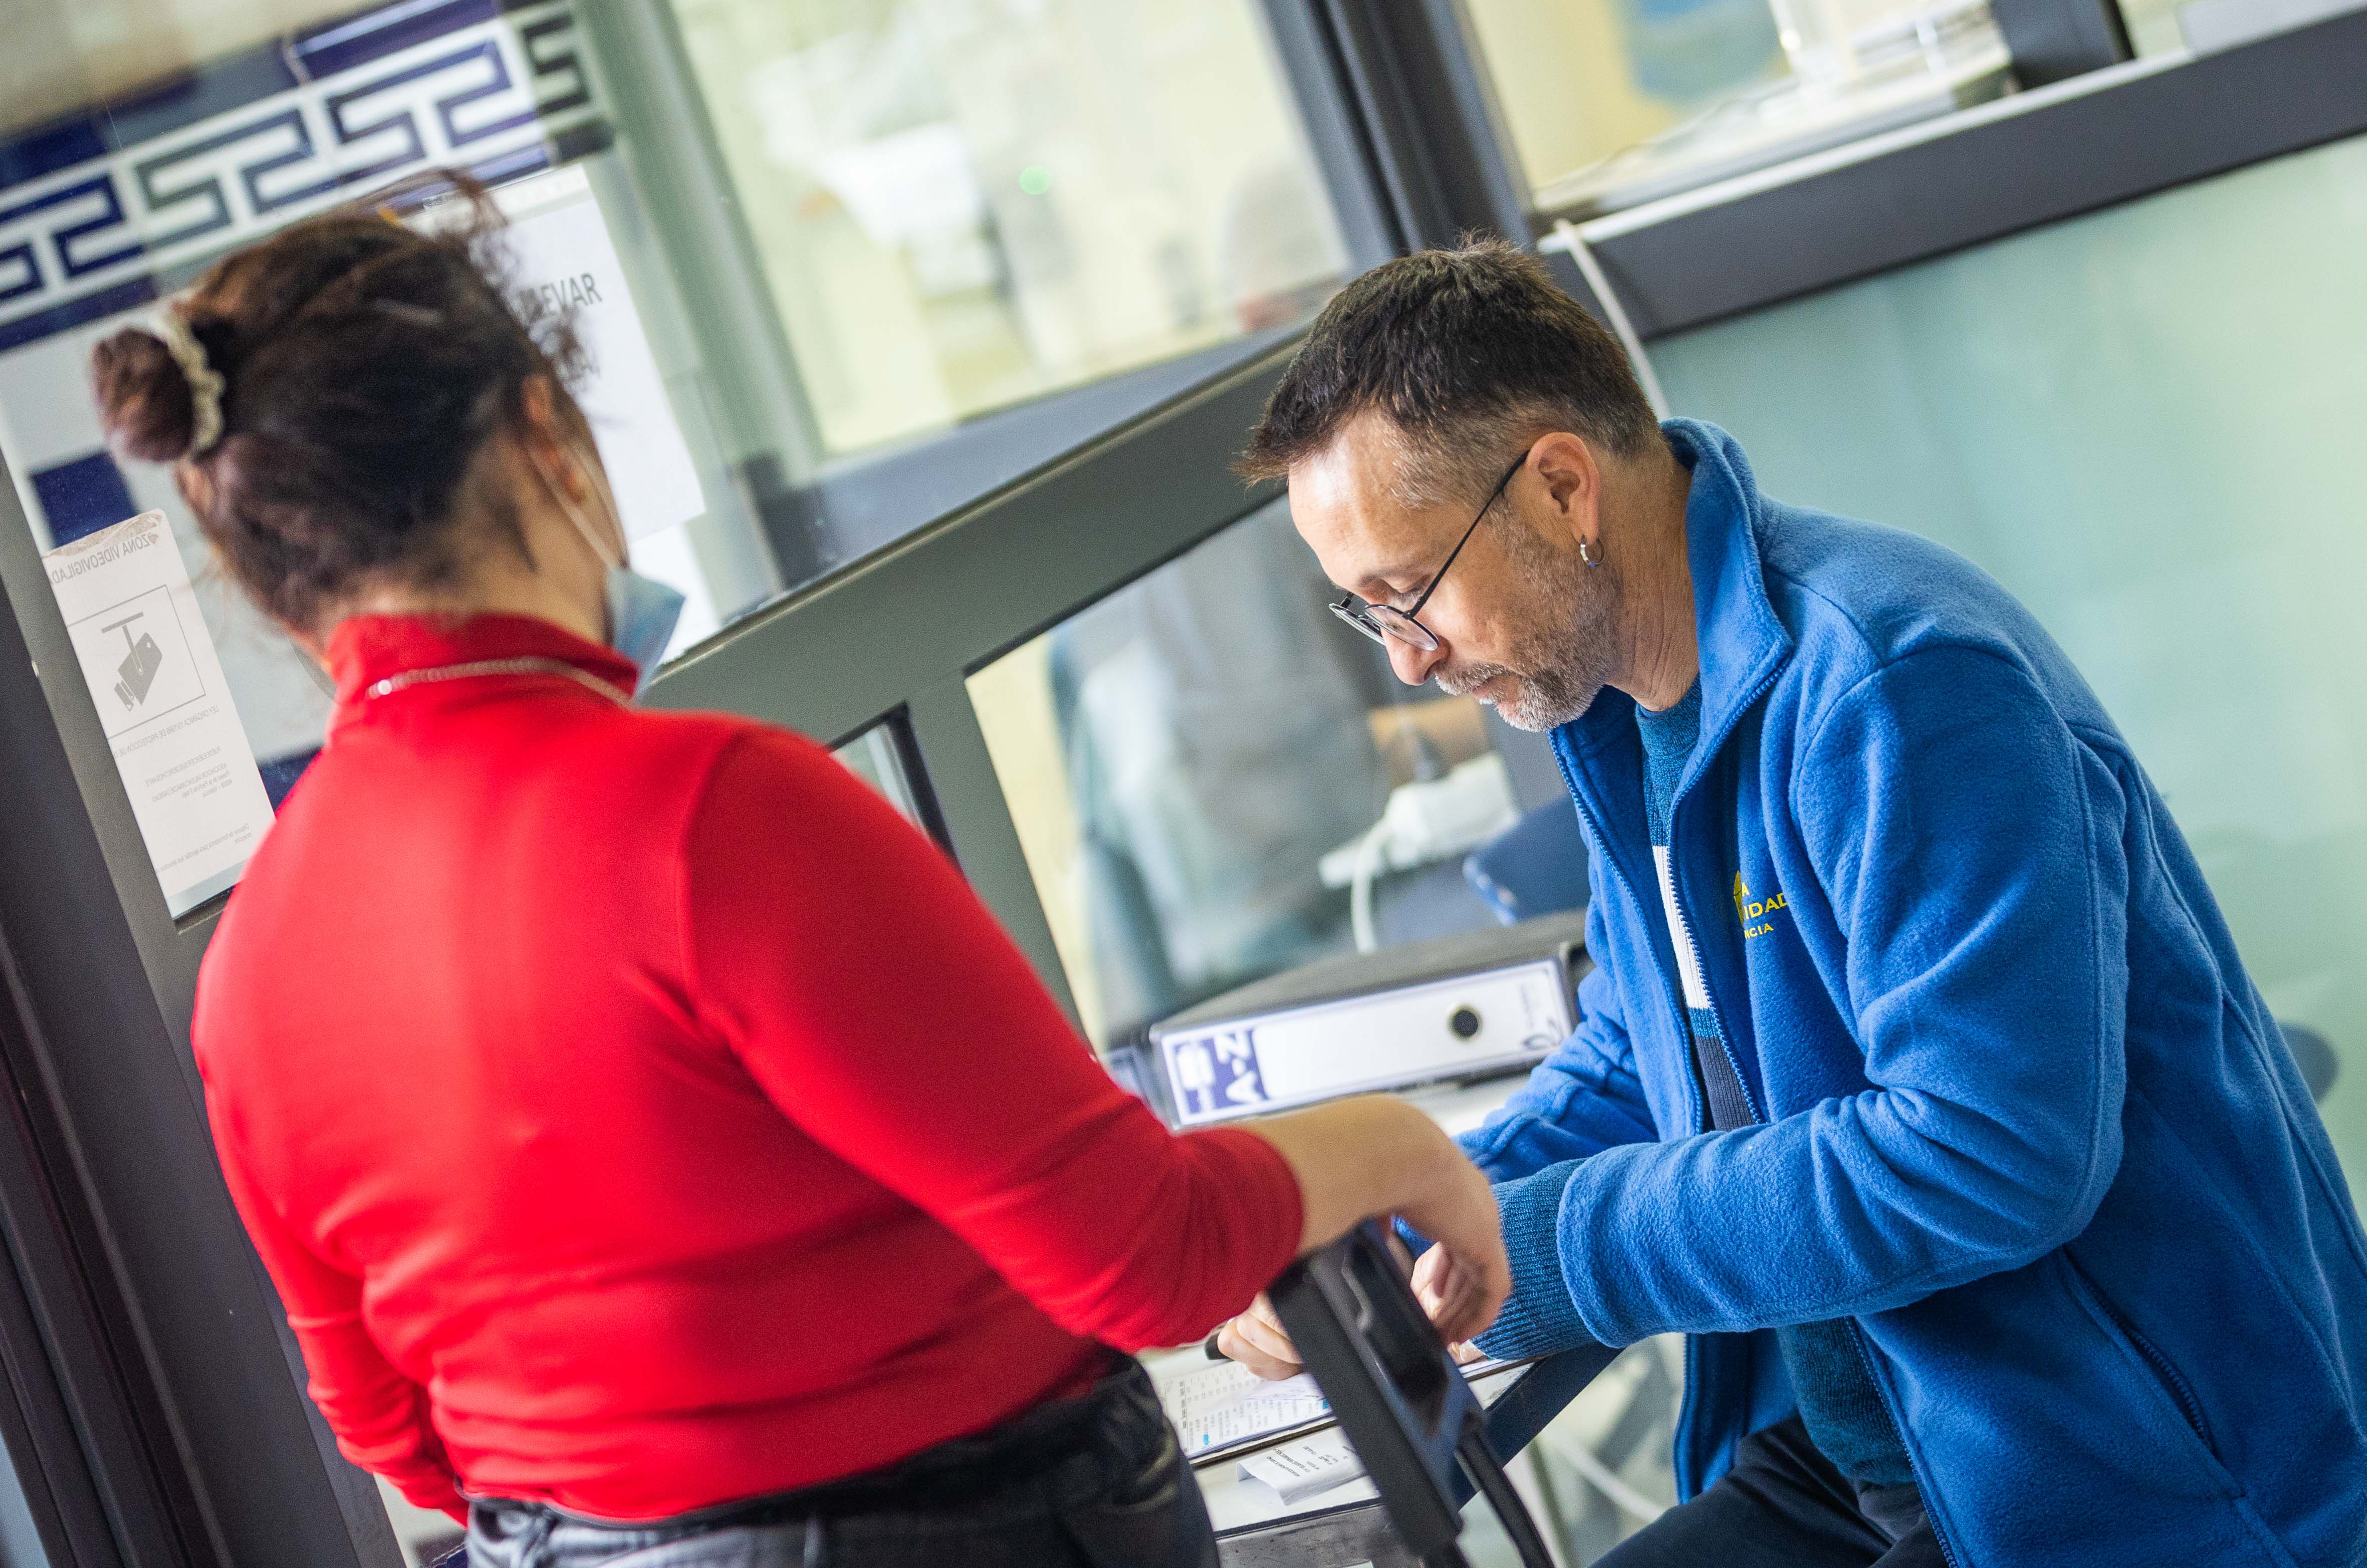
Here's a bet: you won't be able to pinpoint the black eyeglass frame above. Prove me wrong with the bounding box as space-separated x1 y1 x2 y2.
1329 447 1531 652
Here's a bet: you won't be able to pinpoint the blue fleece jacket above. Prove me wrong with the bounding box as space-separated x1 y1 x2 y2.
1463 421 2367 1567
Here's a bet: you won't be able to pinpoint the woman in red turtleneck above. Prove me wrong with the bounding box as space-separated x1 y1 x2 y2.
93 185 1506 1568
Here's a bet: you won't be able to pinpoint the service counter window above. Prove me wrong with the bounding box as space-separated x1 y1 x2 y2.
1472 0 2354 228
968 497 1570 1056
2 0 1361 924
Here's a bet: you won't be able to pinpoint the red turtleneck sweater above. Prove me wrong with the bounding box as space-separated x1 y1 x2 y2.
192 614 1301 1523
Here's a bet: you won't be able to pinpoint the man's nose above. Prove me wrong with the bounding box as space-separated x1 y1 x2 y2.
1388 635 1446 686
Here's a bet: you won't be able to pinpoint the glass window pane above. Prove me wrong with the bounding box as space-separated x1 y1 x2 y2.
665 0 1347 455
834 721 926 826
1649 132 2367 1207
2113 0 2186 53
969 498 1547 1053
1472 0 2016 216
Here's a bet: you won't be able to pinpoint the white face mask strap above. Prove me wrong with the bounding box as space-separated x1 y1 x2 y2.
539 444 622 574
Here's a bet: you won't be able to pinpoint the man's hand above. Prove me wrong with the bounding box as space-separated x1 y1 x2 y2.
1414 1244 1490 1364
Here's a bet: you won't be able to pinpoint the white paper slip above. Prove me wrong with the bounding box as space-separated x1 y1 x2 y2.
1240 1431 1362 1506
44 512 276 916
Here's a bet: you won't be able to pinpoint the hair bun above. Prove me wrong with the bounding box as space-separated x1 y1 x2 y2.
93 327 201 462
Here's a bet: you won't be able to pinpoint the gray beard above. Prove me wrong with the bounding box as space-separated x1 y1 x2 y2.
1437 536 1622 732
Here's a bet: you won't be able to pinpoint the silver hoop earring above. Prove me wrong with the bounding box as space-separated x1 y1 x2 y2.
1578 536 1603 568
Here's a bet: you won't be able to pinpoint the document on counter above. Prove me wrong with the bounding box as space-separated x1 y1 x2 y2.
44 511 276 916
1159 1362 1333 1462
1156 1353 1536 1469
1235 1361 1534 1506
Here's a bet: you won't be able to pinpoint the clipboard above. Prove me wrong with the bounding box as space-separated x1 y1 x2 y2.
1162 1354 1544 1469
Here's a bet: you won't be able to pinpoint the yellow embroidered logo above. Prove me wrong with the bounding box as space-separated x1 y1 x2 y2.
1734 873 1789 940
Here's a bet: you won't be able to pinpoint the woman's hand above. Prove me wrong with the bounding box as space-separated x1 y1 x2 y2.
1215 1293 1301 1380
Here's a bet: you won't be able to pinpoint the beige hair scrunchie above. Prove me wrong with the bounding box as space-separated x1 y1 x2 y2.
153 307 226 458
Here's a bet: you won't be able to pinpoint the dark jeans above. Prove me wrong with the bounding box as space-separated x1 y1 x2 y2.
1599 1417 1945 1568
459 1358 1215 1568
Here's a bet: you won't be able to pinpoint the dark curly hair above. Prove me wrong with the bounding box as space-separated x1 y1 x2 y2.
91 171 588 632
1239 238 1662 508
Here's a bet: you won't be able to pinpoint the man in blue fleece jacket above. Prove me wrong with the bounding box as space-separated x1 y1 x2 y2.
1220 241 2367 1566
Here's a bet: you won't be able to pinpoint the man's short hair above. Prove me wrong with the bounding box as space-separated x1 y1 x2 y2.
1239 238 1663 509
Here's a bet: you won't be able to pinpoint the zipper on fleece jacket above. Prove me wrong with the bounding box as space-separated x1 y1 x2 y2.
1552 743 1705 1138
1847 1320 1965 1568
1657 817 1762 1132
1658 656 1788 1131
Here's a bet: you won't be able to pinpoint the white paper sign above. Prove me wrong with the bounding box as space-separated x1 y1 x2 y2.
491 168 704 541
1240 1431 1364 1505
45 512 276 916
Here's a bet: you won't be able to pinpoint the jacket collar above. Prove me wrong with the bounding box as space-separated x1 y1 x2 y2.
1560 419 1793 797
326 613 638 710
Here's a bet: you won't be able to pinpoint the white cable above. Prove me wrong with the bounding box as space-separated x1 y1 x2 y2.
1347 818 1391 954
1551 218 1670 420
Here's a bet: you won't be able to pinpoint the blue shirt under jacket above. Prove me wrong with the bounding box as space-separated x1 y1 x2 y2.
1463 420 2367 1568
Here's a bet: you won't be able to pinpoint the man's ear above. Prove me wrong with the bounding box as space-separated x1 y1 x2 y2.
1528 431 1602 541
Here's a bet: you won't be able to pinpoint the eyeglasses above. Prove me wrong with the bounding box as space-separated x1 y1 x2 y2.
1330 448 1530 653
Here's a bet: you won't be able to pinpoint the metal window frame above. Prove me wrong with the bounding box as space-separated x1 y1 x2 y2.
0 3 2359 1567
645 346 1298 1012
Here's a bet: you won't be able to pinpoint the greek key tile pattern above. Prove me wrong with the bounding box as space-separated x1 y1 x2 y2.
0 0 605 352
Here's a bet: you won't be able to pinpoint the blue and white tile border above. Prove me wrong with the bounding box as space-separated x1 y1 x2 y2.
0 0 608 355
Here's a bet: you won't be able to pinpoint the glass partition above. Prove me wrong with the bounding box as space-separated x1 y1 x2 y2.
968 497 1543 1053
0 1444 48 1568
664 0 1347 456
1650 130 2367 1205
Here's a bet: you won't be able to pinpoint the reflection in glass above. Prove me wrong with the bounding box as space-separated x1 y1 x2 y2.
971 500 1525 1050
1652 132 2367 1206
664 0 1346 455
